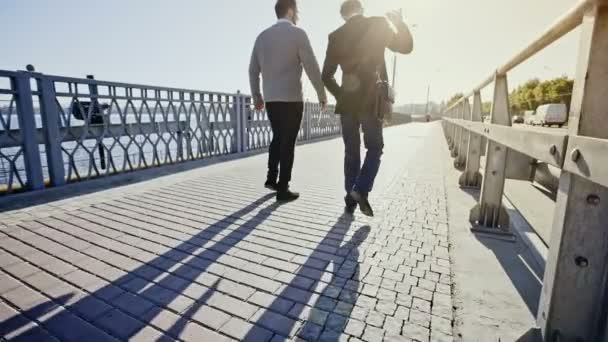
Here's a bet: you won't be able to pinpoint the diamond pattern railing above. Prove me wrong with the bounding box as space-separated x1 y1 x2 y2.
0 71 28 193
0 70 343 196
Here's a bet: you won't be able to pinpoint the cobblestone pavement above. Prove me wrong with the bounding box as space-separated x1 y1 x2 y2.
0 123 453 342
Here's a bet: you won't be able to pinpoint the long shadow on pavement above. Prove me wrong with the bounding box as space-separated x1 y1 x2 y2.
6 193 280 340
243 213 371 341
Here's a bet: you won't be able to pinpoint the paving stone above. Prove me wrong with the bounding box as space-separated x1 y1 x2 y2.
410 287 433 301
3 262 40 279
248 291 295 314
362 325 385 342
325 312 349 332
142 308 182 333
111 292 156 316
69 295 113 321
383 316 404 336
431 315 453 335
190 304 231 330
409 309 431 328
207 292 258 320
430 330 454 342
377 288 397 302
252 308 299 337
94 309 146 339
179 321 232 342
395 306 411 321
129 325 171 342
365 310 385 328
412 297 431 313
402 321 430 342
418 278 436 292
344 318 366 337
376 300 397 316
298 322 323 341
219 317 273 342
334 300 354 317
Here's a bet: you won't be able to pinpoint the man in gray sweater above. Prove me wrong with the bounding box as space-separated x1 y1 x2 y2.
249 0 327 202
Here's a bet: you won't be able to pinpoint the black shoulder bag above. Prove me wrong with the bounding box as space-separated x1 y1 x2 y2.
374 66 395 121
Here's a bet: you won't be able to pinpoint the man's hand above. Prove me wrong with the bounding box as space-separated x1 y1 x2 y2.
320 100 327 111
254 99 265 112
386 10 404 27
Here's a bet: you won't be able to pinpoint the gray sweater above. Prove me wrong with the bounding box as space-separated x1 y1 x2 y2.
249 20 327 104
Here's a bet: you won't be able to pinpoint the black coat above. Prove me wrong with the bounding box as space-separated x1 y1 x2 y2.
322 16 413 115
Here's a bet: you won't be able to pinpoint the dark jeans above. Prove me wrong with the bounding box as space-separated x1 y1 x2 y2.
266 102 303 190
340 113 384 196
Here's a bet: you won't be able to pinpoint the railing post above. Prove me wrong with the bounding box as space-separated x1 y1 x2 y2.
242 96 251 152
13 71 44 190
233 94 242 153
305 102 311 141
538 3 608 341
469 72 511 231
87 75 107 171
454 99 470 168
459 91 483 188
37 75 66 187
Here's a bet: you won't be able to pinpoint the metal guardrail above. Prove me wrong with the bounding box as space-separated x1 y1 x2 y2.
441 0 608 340
0 70 342 195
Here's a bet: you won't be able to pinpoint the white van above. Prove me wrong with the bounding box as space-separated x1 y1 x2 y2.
534 104 568 127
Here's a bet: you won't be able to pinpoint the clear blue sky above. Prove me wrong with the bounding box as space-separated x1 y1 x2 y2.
1 0 581 104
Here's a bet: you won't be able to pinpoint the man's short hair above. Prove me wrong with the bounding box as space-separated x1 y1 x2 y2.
340 0 363 17
275 0 298 19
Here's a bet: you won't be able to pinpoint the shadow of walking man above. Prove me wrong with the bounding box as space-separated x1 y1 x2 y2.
244 213 371 341
6 193 282 341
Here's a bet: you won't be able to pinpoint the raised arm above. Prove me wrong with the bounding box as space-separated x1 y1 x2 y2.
322 35 342 101
248 37 264 110
386 11 414 54
298 30 328 104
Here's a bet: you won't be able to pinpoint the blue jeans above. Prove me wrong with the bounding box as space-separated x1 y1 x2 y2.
340 113 384 196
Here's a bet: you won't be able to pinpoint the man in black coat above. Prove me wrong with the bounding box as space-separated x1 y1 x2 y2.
322 0 413 216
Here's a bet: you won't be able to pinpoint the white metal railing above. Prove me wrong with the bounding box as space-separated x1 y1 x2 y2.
441 0 608 340
0 70 342 195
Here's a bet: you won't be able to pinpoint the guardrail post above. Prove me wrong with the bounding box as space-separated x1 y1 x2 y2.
455 99 471 168
448 109 455 147
470 73 510 231
37 75 66 187
459 92 483 187
13 71 44 190
450 107 461 157
538 3 608 341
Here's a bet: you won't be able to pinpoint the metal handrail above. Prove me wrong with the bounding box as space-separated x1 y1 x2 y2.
39 73 242 98
446 0 593 110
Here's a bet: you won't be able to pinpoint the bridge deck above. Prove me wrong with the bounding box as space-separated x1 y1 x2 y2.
0 123 457 342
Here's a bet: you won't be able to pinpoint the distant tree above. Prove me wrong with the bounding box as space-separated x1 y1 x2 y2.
444 77 573 116
482 102 492 114
446 93 464 108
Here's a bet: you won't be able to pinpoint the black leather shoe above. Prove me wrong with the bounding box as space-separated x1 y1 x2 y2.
265 181 279 192
350 190 374 217
344 195 357 214
277 190 300 202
